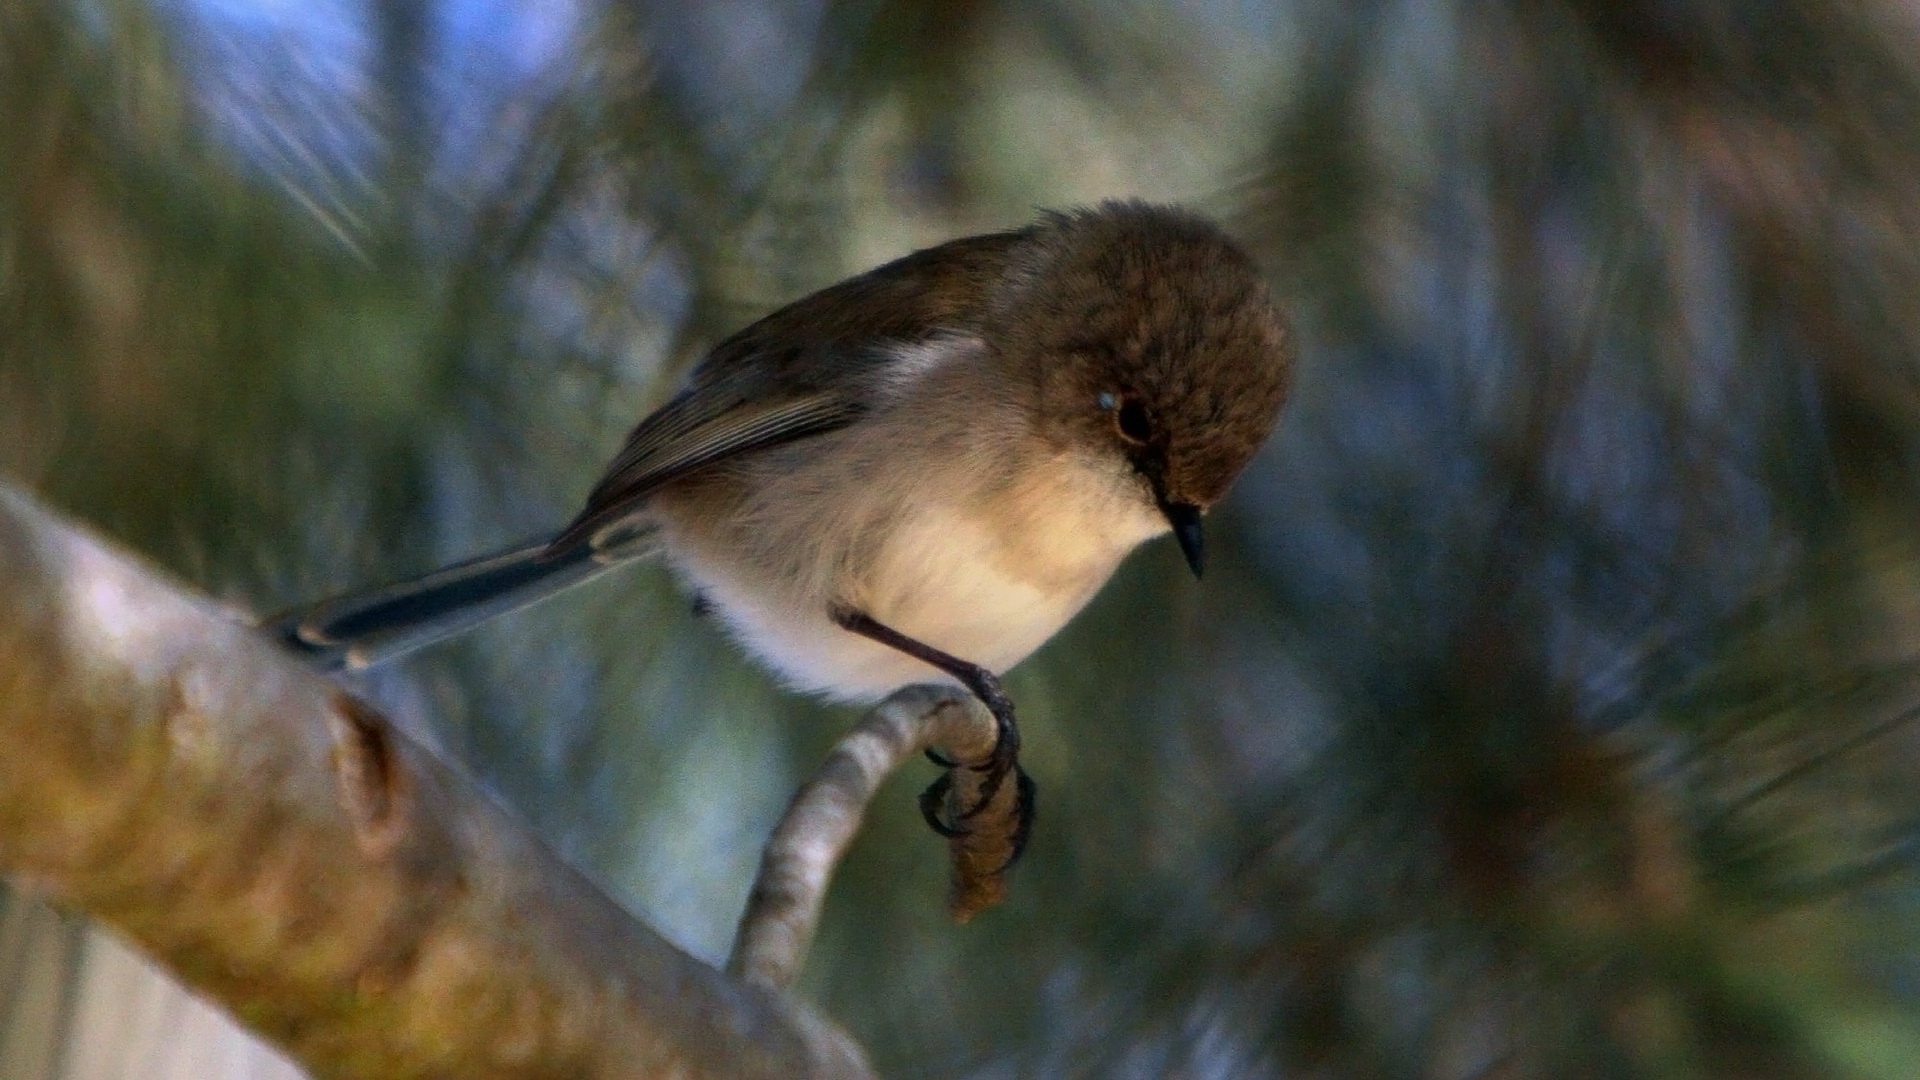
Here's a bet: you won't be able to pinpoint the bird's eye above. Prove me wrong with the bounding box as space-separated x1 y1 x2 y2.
1114 396 1153 444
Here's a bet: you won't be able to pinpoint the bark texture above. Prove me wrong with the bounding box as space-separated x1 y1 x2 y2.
0 485 874 1080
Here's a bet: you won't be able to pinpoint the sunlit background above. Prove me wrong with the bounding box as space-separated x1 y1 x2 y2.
10 0 1920 1076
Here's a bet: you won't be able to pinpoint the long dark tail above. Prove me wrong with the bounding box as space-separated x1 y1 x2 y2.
268 530 656 670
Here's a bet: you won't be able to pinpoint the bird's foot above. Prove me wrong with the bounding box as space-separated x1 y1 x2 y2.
827 603 1037 864
918 762 1036 871
918 676 1034 867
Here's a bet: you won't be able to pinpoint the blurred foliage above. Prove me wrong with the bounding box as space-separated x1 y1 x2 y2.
8 0 1920 1077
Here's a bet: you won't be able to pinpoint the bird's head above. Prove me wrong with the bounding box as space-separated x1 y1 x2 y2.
989 201 1295 577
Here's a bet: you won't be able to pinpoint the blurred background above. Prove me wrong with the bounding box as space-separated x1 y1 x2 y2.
10 0 1920 1076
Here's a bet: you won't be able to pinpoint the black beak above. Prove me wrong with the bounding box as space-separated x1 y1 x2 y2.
1161 501 1206 579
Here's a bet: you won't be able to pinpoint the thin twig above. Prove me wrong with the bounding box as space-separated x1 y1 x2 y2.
729 684 1021 991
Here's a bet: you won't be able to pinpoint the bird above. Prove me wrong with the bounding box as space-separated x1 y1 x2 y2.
272 199 1295 846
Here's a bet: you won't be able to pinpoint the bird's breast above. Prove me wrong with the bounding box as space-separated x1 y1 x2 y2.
656 448 1166 702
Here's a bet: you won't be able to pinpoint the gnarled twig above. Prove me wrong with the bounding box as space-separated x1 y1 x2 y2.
729 685 1025 991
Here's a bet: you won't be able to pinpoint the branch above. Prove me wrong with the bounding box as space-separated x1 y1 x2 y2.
728 685 1023 991
0 484 874 1080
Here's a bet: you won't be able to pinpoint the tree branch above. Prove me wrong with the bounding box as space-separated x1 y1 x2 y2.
0 484 874 1080
728 685 1021 991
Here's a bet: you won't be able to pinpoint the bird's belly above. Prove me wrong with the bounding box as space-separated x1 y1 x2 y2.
665 503 1131 702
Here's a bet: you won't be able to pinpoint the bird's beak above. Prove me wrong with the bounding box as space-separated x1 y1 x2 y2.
1160 501 1206 579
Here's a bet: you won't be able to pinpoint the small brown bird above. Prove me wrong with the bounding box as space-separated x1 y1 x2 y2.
277 199 1294 844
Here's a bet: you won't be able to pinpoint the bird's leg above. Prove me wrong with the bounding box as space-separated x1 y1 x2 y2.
829 604 1032 842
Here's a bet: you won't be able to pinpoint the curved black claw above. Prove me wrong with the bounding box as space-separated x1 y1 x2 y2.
917 772 965 837
989 766 1038 874
958 686 1021 820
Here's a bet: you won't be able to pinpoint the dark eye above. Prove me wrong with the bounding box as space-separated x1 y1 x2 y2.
1115 397 1153 444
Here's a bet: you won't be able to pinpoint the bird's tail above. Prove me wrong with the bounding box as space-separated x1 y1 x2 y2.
267 529 657 670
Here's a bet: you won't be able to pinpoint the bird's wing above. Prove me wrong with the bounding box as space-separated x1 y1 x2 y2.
549 373 865 550
550 229 1029 552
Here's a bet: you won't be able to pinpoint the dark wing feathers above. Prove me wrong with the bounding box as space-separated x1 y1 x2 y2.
587 366 847 501
548 229 1028 553
550 387 862 550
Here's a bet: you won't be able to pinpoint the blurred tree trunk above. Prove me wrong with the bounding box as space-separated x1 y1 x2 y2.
0 486 871 1080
